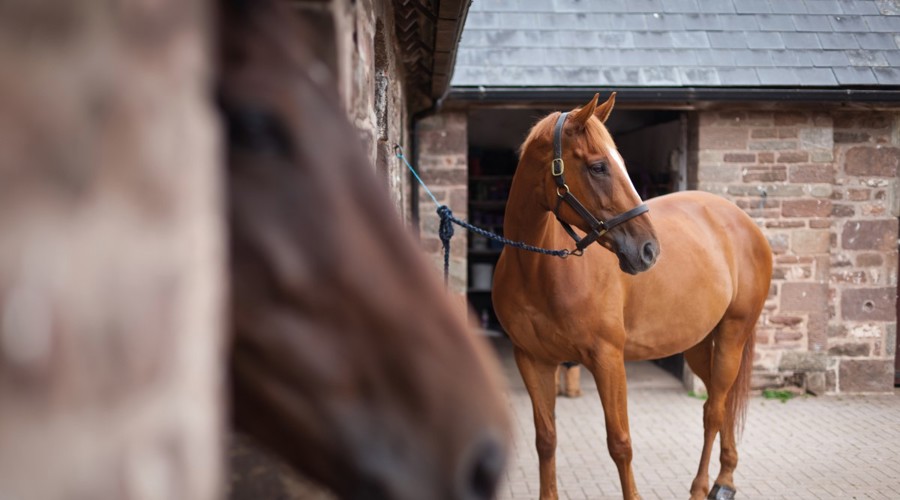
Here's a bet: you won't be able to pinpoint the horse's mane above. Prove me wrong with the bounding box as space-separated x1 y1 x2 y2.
519 113 557 158
519 110 615 160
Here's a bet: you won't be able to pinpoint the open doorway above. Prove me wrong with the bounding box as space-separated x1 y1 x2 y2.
465 106 687 382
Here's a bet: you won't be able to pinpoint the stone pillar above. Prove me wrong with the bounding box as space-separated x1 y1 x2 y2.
417 111 469 295
830 112 899 393
693 108 899 393
0 2 224 499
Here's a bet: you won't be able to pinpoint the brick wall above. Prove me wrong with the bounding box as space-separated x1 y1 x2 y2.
694 109 899 394
292 0 411 221
416 111 469 295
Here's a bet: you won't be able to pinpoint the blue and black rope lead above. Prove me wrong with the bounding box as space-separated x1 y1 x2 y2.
395 144 570 287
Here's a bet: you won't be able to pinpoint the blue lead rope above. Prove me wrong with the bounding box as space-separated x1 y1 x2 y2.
394 144 571 287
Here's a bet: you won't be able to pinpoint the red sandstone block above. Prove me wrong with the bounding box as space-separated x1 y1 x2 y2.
828 342 871 357
766 220 805 229
783 199 832 217
737 198 780 209
846 189 872 201
834 113 892 130
832 204 855 217
743 167 787 183
789 164 834 183
781 282 828 312
774 331 804 343
807 312 829 351
834 131 871 144
776 255 815 264
774 113 809 126
841 287 897 321
751 128 777 139
856 253 884 267
777 151 809 163
749 140 798 151
419 128 467 155
758 152 775 163
844 146 900 177
778 128 799 139
768 315 803 326
792 230 830 254
841 219 898 251
421 168 467 185
839 359 893 393
723 153 756 162
699 127 749 150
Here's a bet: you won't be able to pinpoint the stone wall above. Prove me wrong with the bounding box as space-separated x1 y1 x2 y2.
693 108 899 394
0 1 224 498
416 111 469 296
292 0 411 221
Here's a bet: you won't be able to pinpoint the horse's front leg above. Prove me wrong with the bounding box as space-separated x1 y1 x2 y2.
514 348 560 500
587 345 640 500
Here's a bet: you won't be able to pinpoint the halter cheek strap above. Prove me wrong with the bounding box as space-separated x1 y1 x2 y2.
551 111 649 255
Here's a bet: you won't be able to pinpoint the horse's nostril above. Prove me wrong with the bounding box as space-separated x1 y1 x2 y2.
642 241 658 266
461 434 505 500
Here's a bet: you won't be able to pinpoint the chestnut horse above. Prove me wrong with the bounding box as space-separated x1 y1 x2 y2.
221 1 508 498
493 93 772 500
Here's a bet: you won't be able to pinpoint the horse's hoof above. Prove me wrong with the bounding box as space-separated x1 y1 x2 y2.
707 484 736 500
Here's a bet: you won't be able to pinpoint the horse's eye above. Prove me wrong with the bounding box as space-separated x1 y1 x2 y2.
589 161 608 175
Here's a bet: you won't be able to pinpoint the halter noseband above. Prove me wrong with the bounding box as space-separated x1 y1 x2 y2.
551 111 649 256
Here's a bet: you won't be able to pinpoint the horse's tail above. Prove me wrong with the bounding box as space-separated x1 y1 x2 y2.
729 330 755 440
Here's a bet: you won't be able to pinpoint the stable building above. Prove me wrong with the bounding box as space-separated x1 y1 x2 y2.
414 0 900 393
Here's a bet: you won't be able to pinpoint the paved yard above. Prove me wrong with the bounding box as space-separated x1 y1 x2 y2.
492 339 900 500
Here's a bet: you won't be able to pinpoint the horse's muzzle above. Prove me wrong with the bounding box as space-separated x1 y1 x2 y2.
641 240 660 269
457 432 506 500
616 236 660 275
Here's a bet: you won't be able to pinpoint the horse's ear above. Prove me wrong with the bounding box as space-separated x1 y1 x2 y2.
594 92 616 123
570 93 599 129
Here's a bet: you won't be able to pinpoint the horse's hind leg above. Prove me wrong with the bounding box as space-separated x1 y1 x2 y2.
685 320 750 500
515 348 561 500
557 363 582 398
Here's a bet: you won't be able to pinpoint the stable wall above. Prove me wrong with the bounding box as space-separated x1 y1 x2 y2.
693 108 899 394
0 1 224 498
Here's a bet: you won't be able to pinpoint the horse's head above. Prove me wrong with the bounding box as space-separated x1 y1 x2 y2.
221 1 509 499
520 93 659 274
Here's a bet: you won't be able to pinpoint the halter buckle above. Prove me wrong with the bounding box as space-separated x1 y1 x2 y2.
551 158 565 176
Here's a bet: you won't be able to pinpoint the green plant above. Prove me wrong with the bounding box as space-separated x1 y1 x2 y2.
687 390 708 400
761 389 795 403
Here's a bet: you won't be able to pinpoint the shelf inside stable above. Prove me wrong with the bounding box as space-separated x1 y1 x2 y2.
469 200 507 210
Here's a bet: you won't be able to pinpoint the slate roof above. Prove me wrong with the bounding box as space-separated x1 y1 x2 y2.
451 0 900 88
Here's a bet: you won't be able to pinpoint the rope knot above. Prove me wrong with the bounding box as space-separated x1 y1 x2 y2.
437 205 454 244
436 205 454 286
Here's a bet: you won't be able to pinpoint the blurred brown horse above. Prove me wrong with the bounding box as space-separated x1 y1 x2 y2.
220 1 509 499
493 94 772 500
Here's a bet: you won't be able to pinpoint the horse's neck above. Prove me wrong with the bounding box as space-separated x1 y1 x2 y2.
501 173 619 291
503 177 557 248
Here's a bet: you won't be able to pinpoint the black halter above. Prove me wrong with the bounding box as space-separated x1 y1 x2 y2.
551 111 649 256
